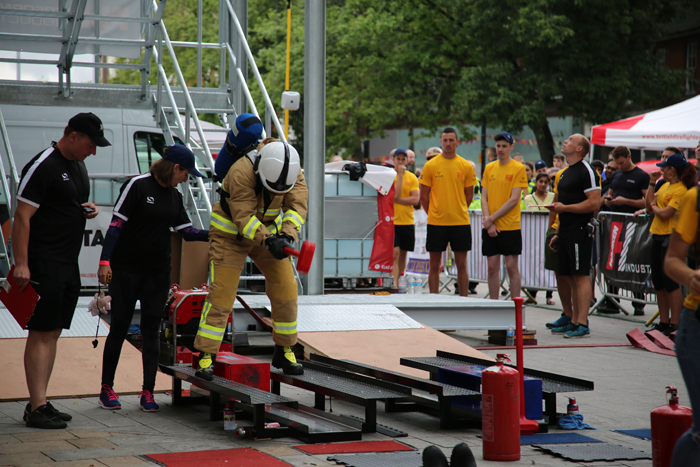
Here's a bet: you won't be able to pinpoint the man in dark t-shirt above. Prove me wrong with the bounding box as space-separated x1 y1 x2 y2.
548 134 600 339
604 146 649 214
12 113 110 429
601 145 649 315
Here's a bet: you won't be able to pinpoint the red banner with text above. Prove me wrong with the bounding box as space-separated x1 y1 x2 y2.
368 185 395 273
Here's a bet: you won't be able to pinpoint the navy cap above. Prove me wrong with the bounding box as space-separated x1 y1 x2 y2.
394 148 408 157
657 153 688 169
535 160 547 170
163 145 203 177
68 112 111 147
494 132 514 144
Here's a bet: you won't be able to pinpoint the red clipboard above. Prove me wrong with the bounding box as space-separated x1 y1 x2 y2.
0 265 41 329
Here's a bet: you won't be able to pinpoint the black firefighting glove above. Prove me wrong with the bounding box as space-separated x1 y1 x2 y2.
266 233 294 260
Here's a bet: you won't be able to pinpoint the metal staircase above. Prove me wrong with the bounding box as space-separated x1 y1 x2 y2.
0 0 301 288
0 0 286 228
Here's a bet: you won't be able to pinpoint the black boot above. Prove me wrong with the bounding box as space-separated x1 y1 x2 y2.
271 345 304 375
422 445 449 467
451 442 477 467
195 352 216 381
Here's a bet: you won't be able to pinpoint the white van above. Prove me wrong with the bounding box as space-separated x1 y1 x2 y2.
1 104 223 183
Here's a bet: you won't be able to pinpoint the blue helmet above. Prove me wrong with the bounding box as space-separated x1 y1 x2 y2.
214 113 263 181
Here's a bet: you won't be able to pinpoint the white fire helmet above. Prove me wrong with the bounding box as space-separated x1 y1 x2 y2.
254 141 300 194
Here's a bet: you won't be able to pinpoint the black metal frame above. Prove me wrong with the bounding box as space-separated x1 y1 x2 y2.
400 350 595 424
270 361 411 433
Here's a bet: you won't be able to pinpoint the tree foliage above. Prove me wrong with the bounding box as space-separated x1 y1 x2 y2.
109 0 689 162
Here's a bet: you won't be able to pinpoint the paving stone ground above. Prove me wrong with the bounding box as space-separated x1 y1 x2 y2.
0 284 679 467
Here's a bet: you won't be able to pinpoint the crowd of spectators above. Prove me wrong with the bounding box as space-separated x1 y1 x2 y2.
387 129 700 340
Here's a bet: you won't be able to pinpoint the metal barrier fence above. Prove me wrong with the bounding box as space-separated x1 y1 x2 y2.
440 210 557 295
592 211 657 316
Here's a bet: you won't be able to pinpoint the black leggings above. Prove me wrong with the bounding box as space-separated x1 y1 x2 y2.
101 269 170 392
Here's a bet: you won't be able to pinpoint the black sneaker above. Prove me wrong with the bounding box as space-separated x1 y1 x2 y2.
23 402 72 422
271 345 304 375
195 353 215 381
422 445 449 467
25 404 67 429
649 322 670 334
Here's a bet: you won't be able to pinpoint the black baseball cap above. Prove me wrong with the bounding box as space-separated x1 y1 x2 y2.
68 112 111 147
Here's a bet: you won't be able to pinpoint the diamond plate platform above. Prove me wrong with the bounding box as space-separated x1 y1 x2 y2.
233 293 516 331
278 304 422 332
533 443 652 461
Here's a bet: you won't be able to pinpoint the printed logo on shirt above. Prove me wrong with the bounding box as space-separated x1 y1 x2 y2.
505 174 513 181
62 173 69 181
147 196 155 204
457 172 464 179
665 193 672 200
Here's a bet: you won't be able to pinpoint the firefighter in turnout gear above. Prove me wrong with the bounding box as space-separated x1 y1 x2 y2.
194 139 308 378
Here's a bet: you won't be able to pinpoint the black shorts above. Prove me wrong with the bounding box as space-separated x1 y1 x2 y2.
481 229 522 257
394 224 415 251
544 226 559 271
651 235 679 292
426 224 472 252
558 224 593 276
26 258 81 332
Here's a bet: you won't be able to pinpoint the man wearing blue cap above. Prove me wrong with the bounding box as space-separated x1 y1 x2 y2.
535 160 547 174
391 148 420 288
481 132 528 301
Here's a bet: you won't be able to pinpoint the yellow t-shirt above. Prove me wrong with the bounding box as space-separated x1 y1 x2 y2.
672 188 700 309
650 181 687 236
419 154 477 226
552 167 568 230
482 159 529 231
393 170 419 225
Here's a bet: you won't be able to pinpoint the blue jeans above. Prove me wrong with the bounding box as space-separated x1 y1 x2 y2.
670 307 700 466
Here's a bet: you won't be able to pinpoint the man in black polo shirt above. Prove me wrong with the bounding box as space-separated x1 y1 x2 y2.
13 113 109 429
601 145 650 315
548 134 600 338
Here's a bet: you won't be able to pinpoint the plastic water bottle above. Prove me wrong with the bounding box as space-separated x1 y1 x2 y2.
506 326 515 346
407 275 417 294
398 274 407 294
415 275 424 294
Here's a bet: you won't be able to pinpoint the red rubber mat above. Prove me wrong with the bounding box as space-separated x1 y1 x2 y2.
627 328 675 356
145 448 292 466
293 440 414 455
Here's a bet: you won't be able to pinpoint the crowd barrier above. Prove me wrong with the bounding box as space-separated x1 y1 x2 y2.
406 210 558 294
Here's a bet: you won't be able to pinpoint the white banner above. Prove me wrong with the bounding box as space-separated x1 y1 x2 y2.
79 206 112 287
405 208 429 276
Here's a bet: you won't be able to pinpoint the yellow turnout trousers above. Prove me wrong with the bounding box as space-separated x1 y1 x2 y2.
194 236 298 354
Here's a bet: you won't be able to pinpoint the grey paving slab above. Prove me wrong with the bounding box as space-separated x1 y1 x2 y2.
0 284 673 467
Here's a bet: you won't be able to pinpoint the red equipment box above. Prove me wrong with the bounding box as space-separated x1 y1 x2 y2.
172 344 232 365
192 351 270 391
166 284 231 327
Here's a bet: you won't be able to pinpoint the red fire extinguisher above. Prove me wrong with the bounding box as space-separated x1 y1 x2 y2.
651 385 693 467
482 353 520 461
